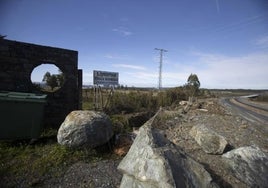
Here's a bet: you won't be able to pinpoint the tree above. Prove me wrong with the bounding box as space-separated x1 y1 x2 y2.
56 69 64 87
42 72 51 83
0 35 7 39
42 71 64 91
184 73 200 103
48 75 59 91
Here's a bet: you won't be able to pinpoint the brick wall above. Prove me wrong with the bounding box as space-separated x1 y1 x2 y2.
0 39 82 128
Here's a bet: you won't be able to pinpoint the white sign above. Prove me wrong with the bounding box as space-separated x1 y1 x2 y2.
93 70 119 86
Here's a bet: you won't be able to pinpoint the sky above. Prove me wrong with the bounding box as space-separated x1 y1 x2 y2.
1 0 268 89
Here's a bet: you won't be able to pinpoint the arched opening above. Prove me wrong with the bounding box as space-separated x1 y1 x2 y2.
31 64 65 92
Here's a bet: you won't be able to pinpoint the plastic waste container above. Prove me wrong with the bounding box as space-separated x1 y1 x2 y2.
0 91 47 139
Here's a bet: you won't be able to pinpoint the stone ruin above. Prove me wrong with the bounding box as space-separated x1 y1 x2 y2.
0 38 82 128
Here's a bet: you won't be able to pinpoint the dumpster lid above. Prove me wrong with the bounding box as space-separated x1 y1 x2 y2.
0 91 47 101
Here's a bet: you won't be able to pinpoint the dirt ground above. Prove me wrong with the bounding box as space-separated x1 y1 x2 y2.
41 159 122 188
57 98 267 188
162 98 268 187
1 98 267 187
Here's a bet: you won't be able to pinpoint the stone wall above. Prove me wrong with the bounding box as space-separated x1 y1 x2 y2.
0 39 82 128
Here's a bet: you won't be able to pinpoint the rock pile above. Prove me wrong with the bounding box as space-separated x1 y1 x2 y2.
118 103 268 188
117 111 219 188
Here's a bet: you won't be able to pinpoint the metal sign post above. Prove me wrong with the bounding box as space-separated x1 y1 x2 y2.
92 70 119 111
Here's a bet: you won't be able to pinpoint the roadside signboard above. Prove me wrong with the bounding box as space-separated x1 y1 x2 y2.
93 70 119 86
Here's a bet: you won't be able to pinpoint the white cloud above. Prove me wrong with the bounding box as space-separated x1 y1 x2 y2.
81 50 268 89
112 27 133 36
120 71 158 87
82 72 93 85
121 71 187 88
114 52 268 89
112 64 146 70
104 54 128 59
189 51 268 89
255 35 268 48
215 0 220 14
120 17 129 22
127 71 157 79
151 51 268 89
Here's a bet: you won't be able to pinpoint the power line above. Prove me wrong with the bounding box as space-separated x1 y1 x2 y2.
155 48 167 90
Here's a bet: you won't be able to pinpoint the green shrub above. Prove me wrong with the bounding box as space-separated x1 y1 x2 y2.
110 115 132 133
103 87 188 115
82 87 192 115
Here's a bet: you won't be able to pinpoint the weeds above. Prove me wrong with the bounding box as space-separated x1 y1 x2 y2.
104 87 188 115
0 130 116 184
0 87 190 185
81 87 188 135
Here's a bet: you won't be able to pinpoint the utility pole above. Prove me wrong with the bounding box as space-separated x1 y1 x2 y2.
155 48 168 90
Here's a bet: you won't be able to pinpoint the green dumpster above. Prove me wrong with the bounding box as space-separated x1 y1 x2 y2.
0 91 47 140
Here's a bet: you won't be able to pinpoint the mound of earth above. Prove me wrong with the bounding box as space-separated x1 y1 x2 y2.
153 98 268 187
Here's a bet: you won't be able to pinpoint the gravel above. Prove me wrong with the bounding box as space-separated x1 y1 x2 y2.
43 160 122 188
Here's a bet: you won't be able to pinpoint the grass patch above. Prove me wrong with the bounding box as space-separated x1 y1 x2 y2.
82 87 189 114
0 129 118 186
1 87 189 186
110 114 132 134
82 100 94 110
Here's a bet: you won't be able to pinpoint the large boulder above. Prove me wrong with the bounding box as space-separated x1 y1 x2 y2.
57 110 113 148
190 124 228 154
117 111 218 188
222 146 268 187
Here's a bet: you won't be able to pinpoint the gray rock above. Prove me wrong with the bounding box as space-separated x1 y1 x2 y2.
179 100 188 106
57 110 113 148
222 146 268 188
190 125 228 154
118 111 218 188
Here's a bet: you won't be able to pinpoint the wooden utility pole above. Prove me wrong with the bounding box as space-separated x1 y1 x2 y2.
155 48 168 90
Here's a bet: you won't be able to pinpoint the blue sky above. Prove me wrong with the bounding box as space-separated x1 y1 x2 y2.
1 0 268 89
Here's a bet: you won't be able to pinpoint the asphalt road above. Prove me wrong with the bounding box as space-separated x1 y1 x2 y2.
221 97 268 133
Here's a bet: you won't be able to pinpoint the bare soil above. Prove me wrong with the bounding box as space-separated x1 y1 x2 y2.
1 98 267 188
41 159 122 188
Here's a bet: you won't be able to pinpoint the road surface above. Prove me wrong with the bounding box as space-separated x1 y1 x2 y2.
221 96 268 133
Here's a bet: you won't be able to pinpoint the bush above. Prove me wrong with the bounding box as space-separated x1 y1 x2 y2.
107 92 138 114
104 87 188 115
165 87 187 104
